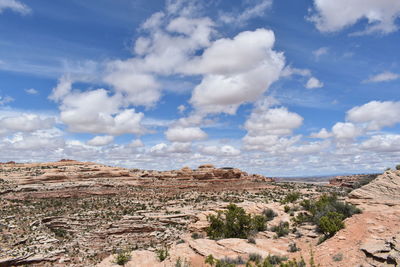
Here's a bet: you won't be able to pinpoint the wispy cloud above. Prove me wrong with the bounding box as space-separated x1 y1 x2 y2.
0 0 31 15
363 71 399 83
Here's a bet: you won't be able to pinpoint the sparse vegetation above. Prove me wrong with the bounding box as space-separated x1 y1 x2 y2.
156 247 169 262
206 204 267 239
114 250 131 266
294 194 361 239
262 208 277 221
270 221 290 237
282 192 301 204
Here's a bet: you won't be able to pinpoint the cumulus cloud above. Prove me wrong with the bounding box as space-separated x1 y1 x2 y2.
49 75 72 102
165 126 207 142
58 88 146 135
87 135 114 146
310 128 332 139
332 122 361 140
305 77 323 89
0 0 31 15
346 101 400 130
360 134 400 152
198 145 240 157
149 142 192 156
190 29 285 114
309 0 400 35
363 71 399 83
0 114 55 133
243 102 303 152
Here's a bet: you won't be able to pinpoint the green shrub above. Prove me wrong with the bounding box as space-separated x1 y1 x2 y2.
282 192 301 204
191 232 202 239
396 164 400 170
318 212 344 237
156 247 169 262
262 208 277 221
288 243 299 252
175 257 191 267
332 253 343 262
248 253 262 263
297 194 360 239
252 215 267 231
284 205 290 213
270 221 290 237
206 204 266 239
114 251 131 266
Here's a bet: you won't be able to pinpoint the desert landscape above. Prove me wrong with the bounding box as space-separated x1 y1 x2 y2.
1 160 399 267
1 0 400 266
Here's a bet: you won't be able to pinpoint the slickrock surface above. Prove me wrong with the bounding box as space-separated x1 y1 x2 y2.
313 170 400 266
348 170 400 205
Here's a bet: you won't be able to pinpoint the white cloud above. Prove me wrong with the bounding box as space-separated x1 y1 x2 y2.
313 47 328 59
0 114 55 133
281 66 311 77
347 101 400 130
190 29 285 114
0 95 13 105
59 88 146 135
310 128 332 139
245 107 303 136
165 126 207 142
360 134 400 152
363 71 399 83
0 0 31 15
199 145 240 157
87 135 114 146
25 88 38 95
49 75 72 102
243 103 303 152
220 0 272 25
332 122 361 140
177 105 186 114
305 77 323 89
309 0 400 35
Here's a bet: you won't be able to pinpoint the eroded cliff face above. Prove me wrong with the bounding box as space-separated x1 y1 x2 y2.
328 173 379 188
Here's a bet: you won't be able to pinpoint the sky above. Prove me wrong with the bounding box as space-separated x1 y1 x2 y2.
0 0 399 176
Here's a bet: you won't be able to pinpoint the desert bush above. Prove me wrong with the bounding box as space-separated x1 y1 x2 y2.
248 253 262 263
318 212 344 237
396 164 400 170
206 204 266 239
156 247 169 262
282 192 301 204
288 243 300 252
332 253 343 262
296 194 360 239
247 237 256 244
262 208 277 221
252 215 267 231
284 205 290 213
114 251 131 266
270 221 290 237
175 257 191 267
191 232 203 239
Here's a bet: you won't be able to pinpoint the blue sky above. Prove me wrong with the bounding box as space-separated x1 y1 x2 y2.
0 0 399 176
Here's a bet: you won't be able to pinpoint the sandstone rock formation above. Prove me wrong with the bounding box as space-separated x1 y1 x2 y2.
329 173 378 188
349 170 400 205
